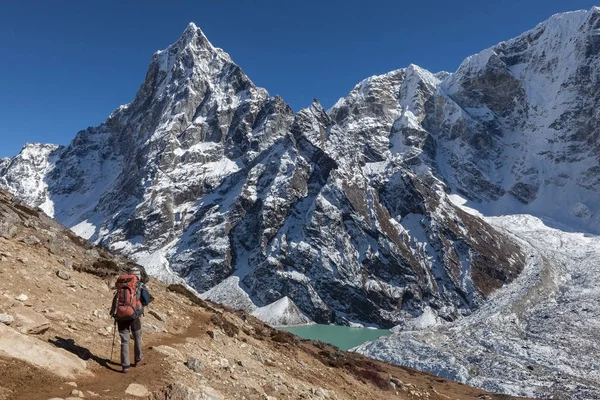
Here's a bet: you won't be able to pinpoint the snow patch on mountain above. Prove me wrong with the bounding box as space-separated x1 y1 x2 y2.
201 276 258 313
251 296 314 327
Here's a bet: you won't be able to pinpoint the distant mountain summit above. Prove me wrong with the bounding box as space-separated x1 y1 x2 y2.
6 8 600 329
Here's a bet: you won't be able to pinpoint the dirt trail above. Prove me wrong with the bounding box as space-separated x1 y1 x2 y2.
13 311 209 400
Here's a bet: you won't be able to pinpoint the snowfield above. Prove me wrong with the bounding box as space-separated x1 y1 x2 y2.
355 210 600 399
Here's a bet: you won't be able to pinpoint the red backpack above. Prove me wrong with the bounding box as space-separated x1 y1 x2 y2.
111 274 143 321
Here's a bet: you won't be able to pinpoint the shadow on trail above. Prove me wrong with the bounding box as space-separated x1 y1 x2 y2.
48 336 121 372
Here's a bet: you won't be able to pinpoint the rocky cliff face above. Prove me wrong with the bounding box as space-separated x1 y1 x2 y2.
19 10 600 327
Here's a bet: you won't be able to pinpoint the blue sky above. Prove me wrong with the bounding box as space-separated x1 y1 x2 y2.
0 0 596 158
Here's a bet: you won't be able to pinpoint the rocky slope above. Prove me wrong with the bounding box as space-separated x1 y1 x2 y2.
0 22 528 328
0 187 526 400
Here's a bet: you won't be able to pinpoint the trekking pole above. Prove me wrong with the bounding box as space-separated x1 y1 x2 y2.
110 320 117 361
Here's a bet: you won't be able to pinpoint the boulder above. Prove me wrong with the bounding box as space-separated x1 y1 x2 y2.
0 313 14 325
15 294 28 302
202 387 223 400
0 323 91 379
151 345 184 360
27 323 51 335
148 309 166 322
219 358 229 370
184 358 204 373
149 383 223 400
56 270 72 280
20 235 41 246
13 308 51 334
45 311 75 322
125 383 149 397
92 309 109 319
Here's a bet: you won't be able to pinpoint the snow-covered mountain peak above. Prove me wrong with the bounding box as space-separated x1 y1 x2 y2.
20 142 60 153
155 21 216 61
405 63 439 86
308 98 326 113
0 143 60 211
443 48 497 89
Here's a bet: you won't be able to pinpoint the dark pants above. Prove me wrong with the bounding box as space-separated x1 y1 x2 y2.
118 318 142 368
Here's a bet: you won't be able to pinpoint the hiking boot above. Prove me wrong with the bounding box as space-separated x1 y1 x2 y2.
122 366 130 374
134 356 144 367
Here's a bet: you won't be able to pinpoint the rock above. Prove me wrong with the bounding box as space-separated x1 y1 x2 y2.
203 386 223 400
206 330 216 339
151 345 184 360
184 358 204 373
0 313 14 325
15 294 28 302
45 311 75 322
219 358 229 369
65 382 77 387
70 389 84 398
125 383 149 397
390 377 404 388
0 323 91 379
14 308 51 334
0 224 18 239
509 182 539 204
27 323 51 335
92 310 109 319
96 328 109 337
148 309 166 322
149 383 222 400
56 270 72 280
20 235 41 246
86 392 99 398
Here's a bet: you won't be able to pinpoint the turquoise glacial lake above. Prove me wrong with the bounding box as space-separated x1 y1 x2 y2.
279 324 391 351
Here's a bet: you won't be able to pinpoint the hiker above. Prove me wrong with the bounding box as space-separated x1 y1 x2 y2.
110 266 151 373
